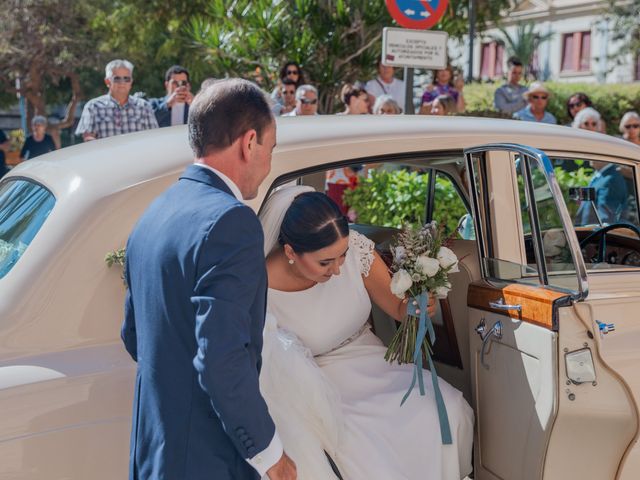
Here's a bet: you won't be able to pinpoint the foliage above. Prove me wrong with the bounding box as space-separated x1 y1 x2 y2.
0 0 98 114
492 22 553 79
343 169 429 228
605 0 640 72
188 0 510 113
90 0 211 99
343 169 467 235
105 247 127 284
8 130 25 152
464 81 640 134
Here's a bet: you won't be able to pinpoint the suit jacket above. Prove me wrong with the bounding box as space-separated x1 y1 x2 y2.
149 95 190 127
121 164 273 479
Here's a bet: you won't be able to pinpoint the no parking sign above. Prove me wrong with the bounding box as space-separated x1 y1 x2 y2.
385 0 449 30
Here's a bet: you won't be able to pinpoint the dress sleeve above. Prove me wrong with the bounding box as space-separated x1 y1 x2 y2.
349 230 375 277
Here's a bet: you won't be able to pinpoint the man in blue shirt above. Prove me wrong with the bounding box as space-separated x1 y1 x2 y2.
513 82 557 124
577 160 628 225
494 57 528 115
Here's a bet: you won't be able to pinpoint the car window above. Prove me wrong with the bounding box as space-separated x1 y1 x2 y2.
551 158 640 270
469 151 581 292
0 179 55 279
430 170 473 239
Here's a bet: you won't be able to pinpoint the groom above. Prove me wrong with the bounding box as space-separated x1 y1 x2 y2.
121 79 296 479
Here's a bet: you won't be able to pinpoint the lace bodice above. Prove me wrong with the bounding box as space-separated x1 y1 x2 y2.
267 230 375 356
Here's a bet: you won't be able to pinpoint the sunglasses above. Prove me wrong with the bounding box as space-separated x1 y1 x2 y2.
286 70 299 75
300 98 317 105
568 100 584 109
625 124 640 129
582 121 598 128
112 76 132 84
283 90 296 95
531 94 548 100
171 80 189 87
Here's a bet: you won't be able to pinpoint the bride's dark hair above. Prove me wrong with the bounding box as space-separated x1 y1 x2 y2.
279 192 349 253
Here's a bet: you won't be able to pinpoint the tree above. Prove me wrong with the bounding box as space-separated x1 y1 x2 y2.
188 0 511 113
90 0 212 99
0 0 101 146
493 22 553 79
605 0 640 75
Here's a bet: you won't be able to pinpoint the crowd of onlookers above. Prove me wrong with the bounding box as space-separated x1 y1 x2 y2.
1 55 639 179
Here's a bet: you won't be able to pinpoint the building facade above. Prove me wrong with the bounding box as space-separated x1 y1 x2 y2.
452 0 638 84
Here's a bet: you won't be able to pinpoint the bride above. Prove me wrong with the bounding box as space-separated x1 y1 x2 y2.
259 185 474 480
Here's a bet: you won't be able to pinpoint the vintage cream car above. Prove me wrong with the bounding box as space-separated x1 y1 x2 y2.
1 116 640 480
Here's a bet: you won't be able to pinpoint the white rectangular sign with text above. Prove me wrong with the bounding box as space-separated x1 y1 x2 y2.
382 27 448 70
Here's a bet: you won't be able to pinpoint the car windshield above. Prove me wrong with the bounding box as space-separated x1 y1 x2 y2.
0 179 55 279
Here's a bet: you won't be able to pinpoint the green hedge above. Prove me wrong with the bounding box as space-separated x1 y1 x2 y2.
464 81 640 135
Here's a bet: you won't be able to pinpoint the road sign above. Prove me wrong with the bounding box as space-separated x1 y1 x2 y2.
385 0 449 30
382 27 448 70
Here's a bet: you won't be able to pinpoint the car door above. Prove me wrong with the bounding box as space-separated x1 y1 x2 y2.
464 144 637 480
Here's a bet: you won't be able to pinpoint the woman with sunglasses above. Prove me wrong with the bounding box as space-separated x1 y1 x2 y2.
620 111 640 146
572 107 602 133
566 93 606 132
271 61 305 108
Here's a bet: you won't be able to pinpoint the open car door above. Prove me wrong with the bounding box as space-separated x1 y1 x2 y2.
464 144 637 480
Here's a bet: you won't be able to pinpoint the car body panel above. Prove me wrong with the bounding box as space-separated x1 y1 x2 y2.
1 116 640 478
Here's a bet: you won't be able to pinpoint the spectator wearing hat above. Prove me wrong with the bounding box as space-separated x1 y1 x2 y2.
494 57 528 115
20 116 57 160
283 85 319 116
513 82 557 124
365 60 406 111
149 65 194 127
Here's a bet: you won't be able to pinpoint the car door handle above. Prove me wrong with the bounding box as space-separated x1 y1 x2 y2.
480 320 503 370
489 298 522 312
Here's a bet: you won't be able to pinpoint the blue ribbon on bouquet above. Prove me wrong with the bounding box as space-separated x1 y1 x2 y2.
401 292 453 445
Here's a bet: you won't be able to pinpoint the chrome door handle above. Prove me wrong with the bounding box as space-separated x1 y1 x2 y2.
489 298 522 312
480 320 502 370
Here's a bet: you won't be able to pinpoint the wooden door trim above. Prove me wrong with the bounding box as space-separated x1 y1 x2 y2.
467 280 572 330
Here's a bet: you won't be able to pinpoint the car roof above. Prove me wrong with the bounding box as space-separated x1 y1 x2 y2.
6 115 640 203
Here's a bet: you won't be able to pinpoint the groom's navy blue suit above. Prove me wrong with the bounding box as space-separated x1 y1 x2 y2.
121 164 274 479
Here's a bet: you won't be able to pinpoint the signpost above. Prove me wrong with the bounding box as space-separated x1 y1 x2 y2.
384 0 450 114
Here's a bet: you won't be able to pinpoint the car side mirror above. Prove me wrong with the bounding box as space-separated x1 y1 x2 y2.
569 186 596 202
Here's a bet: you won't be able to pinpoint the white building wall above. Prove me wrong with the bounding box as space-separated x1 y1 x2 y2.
450 0 637 84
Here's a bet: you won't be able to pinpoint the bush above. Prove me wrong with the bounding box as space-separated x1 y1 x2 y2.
464 81 640 135
343 169 467 235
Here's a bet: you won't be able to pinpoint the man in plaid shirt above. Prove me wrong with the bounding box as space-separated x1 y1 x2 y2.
76 59 158 141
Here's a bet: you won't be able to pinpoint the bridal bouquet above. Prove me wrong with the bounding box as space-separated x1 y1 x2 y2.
383 221 458 444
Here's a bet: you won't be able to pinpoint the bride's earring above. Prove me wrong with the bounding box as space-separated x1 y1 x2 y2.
288 259 295 265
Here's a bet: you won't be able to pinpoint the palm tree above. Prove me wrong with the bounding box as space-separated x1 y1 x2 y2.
494 22 554 79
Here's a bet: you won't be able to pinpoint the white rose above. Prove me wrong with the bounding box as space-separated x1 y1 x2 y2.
415 255 440 278
437 246 458 272
390 269 413 298
435 282 452 298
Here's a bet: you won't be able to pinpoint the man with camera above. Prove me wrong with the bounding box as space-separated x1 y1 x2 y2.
150 65 194 127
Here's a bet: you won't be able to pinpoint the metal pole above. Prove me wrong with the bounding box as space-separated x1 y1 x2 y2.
404 67 414 114
15 77 27 134
467 0 476 83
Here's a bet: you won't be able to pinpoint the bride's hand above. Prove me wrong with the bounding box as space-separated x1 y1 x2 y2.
405 294 437 318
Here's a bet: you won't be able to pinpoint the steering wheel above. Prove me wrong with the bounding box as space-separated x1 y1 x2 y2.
579 222 640 263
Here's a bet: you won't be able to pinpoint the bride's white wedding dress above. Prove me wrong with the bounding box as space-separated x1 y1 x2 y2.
259 187 474 480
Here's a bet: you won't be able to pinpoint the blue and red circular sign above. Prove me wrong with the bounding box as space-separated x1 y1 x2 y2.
385 0 449 30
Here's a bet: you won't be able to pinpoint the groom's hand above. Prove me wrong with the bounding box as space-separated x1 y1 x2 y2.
267 452 297 479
